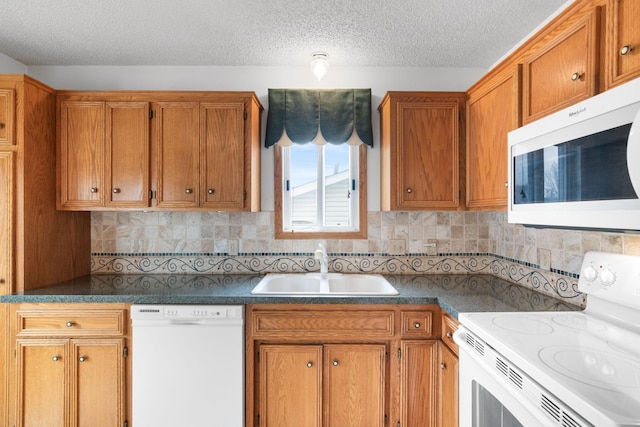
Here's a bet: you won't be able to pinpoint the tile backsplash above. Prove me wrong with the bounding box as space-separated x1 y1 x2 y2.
91 210 640 307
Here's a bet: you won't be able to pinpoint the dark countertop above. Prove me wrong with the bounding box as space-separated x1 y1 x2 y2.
0 274 580 319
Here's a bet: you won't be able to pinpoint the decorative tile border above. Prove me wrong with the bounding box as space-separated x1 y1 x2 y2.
91 252 585 306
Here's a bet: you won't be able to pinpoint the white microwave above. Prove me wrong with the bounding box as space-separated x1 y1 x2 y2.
508 77 640 232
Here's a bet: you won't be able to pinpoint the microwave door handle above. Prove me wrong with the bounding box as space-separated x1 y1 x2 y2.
628 108 640 196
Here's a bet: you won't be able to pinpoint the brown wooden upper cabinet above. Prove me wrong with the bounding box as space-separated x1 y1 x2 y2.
466 65 522 210
58 100 149 210
605 0 640 89
379 92 465 211
522 8 600 124
0 89 15 145
57 92 262 211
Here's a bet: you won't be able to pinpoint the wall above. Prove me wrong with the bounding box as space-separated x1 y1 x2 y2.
3 63 639 308
0 53 27 74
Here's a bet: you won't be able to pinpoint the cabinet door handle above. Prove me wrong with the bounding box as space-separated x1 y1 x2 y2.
52 356 60 362
207 188 215 195
406 188 412 193
112 188 121 194
571 72 582 81
79 356 87 362
332 360 339 366
66 321 74 327
446 331 452 338
620 45 632 56
440 362 446 369
414 322 421 329
306 361 313 368
90 187 98 193
185 188 193 194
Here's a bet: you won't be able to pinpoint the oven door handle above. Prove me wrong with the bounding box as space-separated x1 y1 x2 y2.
452 328 467 347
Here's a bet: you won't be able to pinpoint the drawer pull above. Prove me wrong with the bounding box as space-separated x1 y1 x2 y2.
207 188 215 195
571 72 582 81
414 322 421 329
306 361 313 368
620 45 632 56
79 356 87 362
440 362 446 369
185 188 193 194
90 187 98 193
52 356 60 362
446 331 452 338
332 360 339 366
406 188 412 193
112 188 121 194
66 321 74 327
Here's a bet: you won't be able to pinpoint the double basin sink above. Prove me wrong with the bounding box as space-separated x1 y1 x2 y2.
251 273 399 296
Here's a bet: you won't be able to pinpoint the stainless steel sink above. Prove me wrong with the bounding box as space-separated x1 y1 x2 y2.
251 273 399 296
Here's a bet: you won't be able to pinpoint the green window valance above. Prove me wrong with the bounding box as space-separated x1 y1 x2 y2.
265 88 373 148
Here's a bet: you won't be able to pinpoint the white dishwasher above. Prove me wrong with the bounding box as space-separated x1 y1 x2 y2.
131 305 244 427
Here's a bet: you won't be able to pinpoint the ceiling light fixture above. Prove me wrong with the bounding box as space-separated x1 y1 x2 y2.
310 52 330 80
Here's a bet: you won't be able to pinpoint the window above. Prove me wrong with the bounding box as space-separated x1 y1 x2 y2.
275 143 367 239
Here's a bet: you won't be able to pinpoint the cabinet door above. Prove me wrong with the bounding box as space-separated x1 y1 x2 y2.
438 343 459 427
523 9 599 124
58 101 105 209
0 89 15 145
399 340 437 427
606 0 640 88
200 102 246 210
16 339 68 427
105 102 150 208
154 102 199 208
0 152 13 294
259 344 322 427
71 338 125 427
324 344 386 427
396 101 460 209
466 66 521 209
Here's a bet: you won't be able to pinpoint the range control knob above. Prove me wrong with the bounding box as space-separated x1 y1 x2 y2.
582 265 598 282
600 269 616 287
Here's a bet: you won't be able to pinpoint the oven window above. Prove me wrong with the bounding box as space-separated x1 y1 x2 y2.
513 123 636 204
472 381 523 427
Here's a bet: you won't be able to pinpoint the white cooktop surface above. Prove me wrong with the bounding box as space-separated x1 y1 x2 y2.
460 310 640 425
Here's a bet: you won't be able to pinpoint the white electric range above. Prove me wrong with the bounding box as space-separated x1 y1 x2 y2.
454 251 640 426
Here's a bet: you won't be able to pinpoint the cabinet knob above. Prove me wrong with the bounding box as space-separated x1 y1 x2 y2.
406 188 412 193
79 356 87 362
332 360 339 366
52 356 60 362
620 45 632 56
207 188 215 195
90 187 98 193
185 188 193 194
66 321 73 327
440 362 446 369
414 322 421 329
306 361 313 368
446 331 452 339
571 72 582 81
112 188 121 194
504 181 509 188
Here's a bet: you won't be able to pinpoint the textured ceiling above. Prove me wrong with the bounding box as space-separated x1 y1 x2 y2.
0 0 569 68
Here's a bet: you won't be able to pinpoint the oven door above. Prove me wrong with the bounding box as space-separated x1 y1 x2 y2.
457 349 547 427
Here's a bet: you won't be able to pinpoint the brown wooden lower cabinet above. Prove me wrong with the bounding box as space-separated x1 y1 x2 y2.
247 304 457 427
8 303 130 427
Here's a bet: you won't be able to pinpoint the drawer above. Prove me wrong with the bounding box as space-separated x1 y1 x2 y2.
401 310 435 338
441 312 459 355
15 309 126 337
251 308 395 340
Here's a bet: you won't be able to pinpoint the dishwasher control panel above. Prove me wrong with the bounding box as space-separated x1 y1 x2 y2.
131 305 244 321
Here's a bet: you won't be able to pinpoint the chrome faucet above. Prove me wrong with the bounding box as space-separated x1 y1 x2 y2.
314 243 329 274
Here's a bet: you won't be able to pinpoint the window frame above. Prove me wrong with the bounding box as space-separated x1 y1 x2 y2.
274 143 368 240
